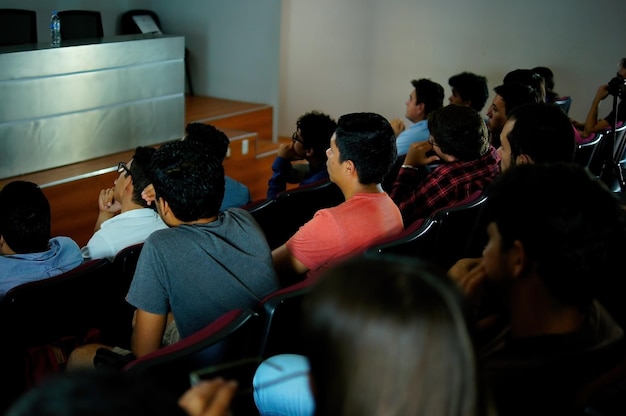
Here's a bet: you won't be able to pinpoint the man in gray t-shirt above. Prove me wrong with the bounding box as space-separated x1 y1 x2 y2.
126 139 279 358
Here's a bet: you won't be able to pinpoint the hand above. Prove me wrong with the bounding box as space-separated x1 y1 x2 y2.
142 184 156 206
277 142 302 161
179 378 238 416
447 257 487 303
98 188 121 213
403 141 440 167
390 118 406 136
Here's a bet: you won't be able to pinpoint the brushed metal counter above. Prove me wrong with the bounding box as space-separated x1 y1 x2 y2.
0 34 185 180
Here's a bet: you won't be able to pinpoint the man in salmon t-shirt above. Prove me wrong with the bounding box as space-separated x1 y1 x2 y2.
271 112 404 286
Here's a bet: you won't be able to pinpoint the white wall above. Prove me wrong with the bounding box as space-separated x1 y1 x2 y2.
6 0 626 140
278 0 626 136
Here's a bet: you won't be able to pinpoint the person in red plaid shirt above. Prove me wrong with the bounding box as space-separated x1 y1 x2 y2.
389 105 500 227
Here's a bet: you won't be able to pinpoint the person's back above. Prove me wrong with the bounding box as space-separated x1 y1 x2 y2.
272 112 403 284
0 181 82 300
390 105 500 227
126 139 279 355
267 111 337 199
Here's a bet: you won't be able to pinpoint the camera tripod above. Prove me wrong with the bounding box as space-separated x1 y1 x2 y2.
598 93 626 193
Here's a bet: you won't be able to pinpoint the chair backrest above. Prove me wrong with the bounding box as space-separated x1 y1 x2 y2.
247 179 344 250
0 258 136 410
112 243 143 284
119 9 162 35
124 308 262 398
0 9 37 46
574 132 603 168
257 279 315 359
365 191 488 270
58 10 104 41
553 96 572 115
589 123 626 191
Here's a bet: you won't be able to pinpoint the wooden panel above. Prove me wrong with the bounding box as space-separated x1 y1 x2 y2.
0 97 281 249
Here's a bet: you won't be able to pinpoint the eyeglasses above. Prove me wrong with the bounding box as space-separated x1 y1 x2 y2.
292 131 305 144
117 161 132 176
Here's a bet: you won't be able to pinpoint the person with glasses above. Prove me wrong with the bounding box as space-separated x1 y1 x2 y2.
68 139 279 368
0 181 82 302
390 104 500 227
266 111 337 199
81 146 167 261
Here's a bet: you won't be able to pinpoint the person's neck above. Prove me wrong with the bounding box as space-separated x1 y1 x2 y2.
342 183 383 200
179 216 218 226
508 275 585 338
120 200 146 214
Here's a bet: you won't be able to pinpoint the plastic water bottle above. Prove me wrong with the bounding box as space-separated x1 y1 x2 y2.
50 11 61 47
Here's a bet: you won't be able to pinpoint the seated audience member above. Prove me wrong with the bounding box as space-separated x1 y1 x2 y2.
185 122 251 210
68 139 279 366
448 162 626 416
0 181 82 301
572 57 626 137
532 66 560 104
502 68 545 102
390 78 444 156
252 254 495 416
272 112 403 285
142 123 251 211
390 105 500 227
486 81 542 147
81 146 167 261
448 71 490 112
266 111 337 199
497 102 576 172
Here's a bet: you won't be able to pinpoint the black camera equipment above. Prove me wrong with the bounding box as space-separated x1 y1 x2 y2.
607 74 626 98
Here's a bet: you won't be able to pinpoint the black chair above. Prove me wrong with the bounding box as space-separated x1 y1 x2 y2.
365 190 488 270
587 123 626 191
119 9 194 96
0 258 129 411
58 10 104 41
0 9 37 46
257 279 315 359
574 131 603 169
553 96 572 116
247 179 345 250
124 308 262 414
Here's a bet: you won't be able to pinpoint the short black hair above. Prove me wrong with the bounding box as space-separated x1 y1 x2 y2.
296 111 337 160
335 112 397 184
411 79 444 116
183 122 230 162
428 105 490 161
0 181 50 253
448 72 489 112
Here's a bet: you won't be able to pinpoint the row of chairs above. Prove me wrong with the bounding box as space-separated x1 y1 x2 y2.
0 243 143 411
575 122 626 192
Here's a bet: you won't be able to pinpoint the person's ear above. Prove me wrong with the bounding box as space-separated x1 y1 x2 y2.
344 159 356 176
509 240 527 279
515 153 533 166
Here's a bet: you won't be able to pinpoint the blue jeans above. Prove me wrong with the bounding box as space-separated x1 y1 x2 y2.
252 354 315 416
